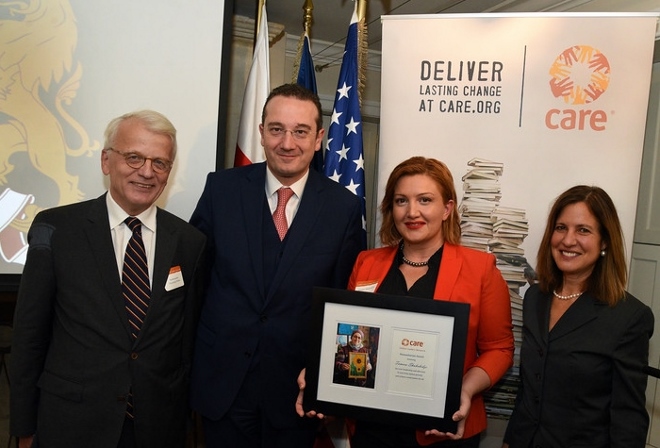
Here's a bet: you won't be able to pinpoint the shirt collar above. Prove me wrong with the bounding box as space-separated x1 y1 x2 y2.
265 167 309 200
106 193 158 232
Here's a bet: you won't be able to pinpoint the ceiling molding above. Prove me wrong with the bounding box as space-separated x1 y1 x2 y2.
285 33 383 73
233 15 285 43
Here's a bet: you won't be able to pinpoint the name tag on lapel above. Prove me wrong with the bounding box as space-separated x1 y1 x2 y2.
165 266 184 291
354 281 378 293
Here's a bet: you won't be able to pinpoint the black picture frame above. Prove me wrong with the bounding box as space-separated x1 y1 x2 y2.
304 286 470 432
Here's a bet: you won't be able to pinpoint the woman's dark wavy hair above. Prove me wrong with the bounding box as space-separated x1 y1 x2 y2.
379 156 461 247
536 185 627 306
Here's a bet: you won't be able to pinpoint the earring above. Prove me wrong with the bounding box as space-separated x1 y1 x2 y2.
600 250 606 257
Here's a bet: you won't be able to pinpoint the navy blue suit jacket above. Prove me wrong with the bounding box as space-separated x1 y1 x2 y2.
189 163 364 427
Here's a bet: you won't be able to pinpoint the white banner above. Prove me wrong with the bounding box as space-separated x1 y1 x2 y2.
378 13 658 275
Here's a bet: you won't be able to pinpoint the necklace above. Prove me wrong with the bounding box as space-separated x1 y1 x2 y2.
400 241 429 267
401 256 429 267
552 290 583 300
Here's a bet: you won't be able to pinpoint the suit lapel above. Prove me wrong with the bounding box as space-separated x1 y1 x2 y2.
83 195 133 340
137 208 178 342
530 289 551 348
151 209 175 302
434 244 462 300
265 170 324 301
549 293 600 341
244 164 267 299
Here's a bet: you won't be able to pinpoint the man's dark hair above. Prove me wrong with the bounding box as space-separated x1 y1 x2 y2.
261 83 323 132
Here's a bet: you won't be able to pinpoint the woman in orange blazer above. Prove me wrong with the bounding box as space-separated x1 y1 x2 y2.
347 157 514 448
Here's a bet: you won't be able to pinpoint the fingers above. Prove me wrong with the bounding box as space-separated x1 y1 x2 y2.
423 429 462 440
295 391 325 420
297 368 306 389
295 389 306 417
424 417 466 441
295 368 324 419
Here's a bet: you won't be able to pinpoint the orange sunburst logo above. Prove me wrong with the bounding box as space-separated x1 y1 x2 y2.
549 45 610 105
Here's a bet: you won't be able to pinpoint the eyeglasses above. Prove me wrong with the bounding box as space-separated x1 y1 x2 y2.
265 126 314 140
105 148 173 174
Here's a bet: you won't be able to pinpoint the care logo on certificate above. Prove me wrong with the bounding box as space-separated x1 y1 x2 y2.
388 329 439 397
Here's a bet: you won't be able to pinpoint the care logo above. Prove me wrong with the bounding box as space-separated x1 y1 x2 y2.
400 338 424 347
550 45 610 104
545 45 611 131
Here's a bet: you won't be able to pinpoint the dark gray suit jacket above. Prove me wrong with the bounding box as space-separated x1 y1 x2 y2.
189 163 365 428
505 284 654 448
10 194 206 448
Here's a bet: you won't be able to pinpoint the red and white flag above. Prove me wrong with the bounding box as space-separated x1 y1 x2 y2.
234 1 270 166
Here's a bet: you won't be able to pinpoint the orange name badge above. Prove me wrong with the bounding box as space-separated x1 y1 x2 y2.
354 281 378 293
165 266 184 291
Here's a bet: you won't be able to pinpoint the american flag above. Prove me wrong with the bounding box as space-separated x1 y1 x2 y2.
323 6 366 238
295 30 323 173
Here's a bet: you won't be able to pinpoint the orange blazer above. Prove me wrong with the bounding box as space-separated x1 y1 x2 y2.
347 243 514 444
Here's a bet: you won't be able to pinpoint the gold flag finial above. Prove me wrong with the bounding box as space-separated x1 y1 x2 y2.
303 0 313 31
256 0 265 31
356 0 366 23
254 0 270 52
291 0 314 83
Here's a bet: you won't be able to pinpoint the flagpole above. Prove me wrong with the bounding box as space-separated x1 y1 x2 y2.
302 0 313 32
256 0 265 35
356 0 367 105
294 0 322 171
356 0 366 22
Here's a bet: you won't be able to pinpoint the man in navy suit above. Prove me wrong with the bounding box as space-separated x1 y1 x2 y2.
189 83 365 447
10 110 207 448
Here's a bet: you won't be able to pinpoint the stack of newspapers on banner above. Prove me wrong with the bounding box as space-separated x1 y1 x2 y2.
459 158 531 420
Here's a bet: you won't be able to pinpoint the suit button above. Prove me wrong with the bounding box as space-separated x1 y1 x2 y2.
260 315 267 323
244 351 251 358
130 352 139 360
537 349 543 357
117 395 126 402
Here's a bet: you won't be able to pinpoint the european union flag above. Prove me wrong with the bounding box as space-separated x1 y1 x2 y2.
296 32 322 172
323 11 366 239
296 33 317 93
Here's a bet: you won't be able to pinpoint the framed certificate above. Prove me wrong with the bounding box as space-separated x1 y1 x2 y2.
304 287 470 432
